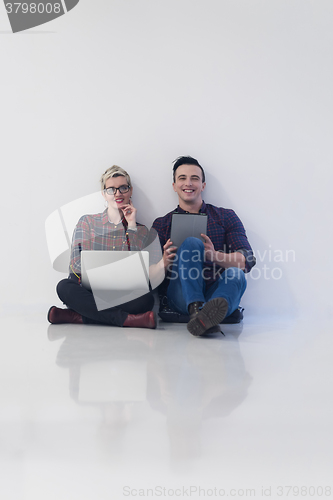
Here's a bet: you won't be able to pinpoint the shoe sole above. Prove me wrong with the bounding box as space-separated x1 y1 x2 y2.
187 298 228 337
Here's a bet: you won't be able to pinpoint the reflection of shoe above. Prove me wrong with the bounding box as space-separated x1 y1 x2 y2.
48 306 83 324
204 324 225 335
123 311 156 329
192 324 225 337
187 297 228 337
47 325 67 341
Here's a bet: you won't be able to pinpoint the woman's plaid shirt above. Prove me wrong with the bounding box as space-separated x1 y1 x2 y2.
69 210 149 276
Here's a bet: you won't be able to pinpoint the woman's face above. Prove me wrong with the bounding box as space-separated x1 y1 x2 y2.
103 175 133 210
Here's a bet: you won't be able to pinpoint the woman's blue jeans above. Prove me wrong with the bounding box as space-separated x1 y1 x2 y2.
167 237 247 316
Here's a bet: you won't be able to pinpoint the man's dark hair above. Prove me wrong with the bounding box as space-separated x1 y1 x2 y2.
172 156 205 182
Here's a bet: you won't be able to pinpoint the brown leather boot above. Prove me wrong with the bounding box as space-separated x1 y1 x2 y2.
123 311 156 329
48 306 83 324
188 301 204 320
187 297 228 337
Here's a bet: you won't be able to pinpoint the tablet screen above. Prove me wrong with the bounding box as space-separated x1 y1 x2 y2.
170 213 208 248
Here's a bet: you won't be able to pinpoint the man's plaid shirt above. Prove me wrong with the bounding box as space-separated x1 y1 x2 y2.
152 201 256 289
69 209 149 276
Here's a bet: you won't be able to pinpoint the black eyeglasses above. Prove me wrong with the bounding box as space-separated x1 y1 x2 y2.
104 185 130 195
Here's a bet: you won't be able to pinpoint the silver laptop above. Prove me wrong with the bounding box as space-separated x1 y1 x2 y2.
170 213 208 248
81 251 150 311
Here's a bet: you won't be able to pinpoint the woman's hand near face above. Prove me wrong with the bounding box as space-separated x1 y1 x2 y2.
121 200 137 228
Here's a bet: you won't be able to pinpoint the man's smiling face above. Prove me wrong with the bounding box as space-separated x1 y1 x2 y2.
172 164 206 206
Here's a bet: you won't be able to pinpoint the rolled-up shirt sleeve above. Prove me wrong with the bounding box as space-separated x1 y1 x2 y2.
126 225 149 251
235 248 256 273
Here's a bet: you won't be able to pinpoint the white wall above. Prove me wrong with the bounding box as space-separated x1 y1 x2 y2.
1 0 332 319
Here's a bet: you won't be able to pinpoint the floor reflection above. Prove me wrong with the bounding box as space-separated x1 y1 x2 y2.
146 327 252 464
48 323 252 465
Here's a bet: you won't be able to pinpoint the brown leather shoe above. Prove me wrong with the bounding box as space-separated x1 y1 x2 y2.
123 311 156 329
187 297 228 337
48 306 83 324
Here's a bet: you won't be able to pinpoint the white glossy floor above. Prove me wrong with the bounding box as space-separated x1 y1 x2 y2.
1 311 332 500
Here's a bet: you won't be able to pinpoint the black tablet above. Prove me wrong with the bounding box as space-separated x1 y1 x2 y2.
170 213 208 248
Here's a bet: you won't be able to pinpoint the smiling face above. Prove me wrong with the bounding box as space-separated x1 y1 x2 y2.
102 175 132 211
172 164 206 208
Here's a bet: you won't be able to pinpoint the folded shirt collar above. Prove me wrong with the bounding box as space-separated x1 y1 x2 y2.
176 200 207 214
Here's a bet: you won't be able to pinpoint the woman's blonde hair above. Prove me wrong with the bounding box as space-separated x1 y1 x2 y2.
100 165 132 190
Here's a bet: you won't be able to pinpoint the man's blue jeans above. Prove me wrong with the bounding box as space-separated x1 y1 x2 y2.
167 237 247 316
